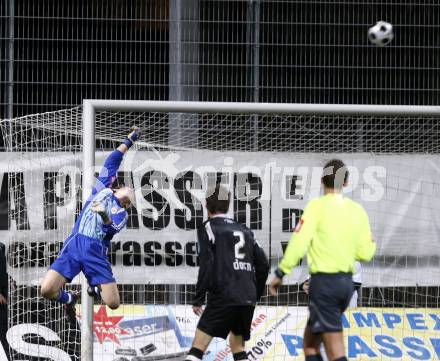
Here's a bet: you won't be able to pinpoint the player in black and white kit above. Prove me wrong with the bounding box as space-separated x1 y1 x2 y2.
186 185 270 361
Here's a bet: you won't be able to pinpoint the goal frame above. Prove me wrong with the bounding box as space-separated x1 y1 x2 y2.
81 99 440 360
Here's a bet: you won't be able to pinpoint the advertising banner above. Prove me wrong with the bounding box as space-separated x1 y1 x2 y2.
90 305 440 361
5 304 440 360
1 151 440 286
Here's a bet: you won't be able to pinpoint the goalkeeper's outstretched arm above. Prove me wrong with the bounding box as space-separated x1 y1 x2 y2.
94 127 141 193
278 201 317 275
117 126 141 154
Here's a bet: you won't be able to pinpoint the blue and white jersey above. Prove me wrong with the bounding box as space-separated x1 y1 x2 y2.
71 149 128 244
77 188 128 242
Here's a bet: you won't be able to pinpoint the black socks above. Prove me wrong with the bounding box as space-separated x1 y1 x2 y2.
305 355 324 361
233 351 248 361
185 347 204 361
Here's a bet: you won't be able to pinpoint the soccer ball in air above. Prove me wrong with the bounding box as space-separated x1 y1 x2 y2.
368 21 394 46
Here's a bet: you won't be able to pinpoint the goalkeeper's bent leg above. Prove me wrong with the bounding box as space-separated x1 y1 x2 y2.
41 269 68 301
99 282 120 310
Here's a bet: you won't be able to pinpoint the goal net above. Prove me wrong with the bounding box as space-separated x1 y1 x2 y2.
1 103 440 361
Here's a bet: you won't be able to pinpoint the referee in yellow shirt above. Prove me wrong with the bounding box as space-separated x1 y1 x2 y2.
269 159 376 361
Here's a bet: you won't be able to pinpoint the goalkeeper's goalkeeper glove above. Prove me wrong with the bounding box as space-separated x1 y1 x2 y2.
91 201 111 224
123 126 141 148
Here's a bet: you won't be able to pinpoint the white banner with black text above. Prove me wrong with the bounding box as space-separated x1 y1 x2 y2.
0 151 439 286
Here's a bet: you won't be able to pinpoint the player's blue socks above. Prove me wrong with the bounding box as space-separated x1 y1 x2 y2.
57 290 74 305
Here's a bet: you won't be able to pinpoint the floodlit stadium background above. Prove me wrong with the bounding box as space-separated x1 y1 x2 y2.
1 1 440 361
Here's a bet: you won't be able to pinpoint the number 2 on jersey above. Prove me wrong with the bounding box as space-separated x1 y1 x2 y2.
233 231 246 259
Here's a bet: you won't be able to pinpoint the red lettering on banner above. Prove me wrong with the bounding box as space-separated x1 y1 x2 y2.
93 305 129 345
251 313 266 331
214 346 231 361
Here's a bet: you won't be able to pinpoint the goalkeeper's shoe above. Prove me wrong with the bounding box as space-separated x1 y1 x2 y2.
87 285 102 298
64 291 79 324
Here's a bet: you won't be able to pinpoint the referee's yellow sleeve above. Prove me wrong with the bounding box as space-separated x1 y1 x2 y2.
278 201 317 275
356 209 376 262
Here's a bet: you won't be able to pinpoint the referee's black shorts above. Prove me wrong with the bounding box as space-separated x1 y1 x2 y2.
308 272 354 334
197 302 255 341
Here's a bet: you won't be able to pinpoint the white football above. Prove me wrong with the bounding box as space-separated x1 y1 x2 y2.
368 21 394 47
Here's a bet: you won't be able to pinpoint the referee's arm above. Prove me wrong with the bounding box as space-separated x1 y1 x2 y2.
269 202 316 296
277 201 318 277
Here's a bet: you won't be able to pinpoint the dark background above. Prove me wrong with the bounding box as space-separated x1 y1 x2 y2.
1 0 439 307
0 4 439 350
1 0 439 120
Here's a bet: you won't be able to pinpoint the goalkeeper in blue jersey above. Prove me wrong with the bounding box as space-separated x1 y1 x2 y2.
41 127 140 321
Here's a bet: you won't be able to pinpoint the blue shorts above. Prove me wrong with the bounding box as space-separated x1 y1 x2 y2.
50 234 115 287
308 273 354 334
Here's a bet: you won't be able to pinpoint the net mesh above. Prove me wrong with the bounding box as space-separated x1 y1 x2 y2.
1 106 440 360
2 108 83 360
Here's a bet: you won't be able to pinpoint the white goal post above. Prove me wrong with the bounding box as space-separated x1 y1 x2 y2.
81 99 440 360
